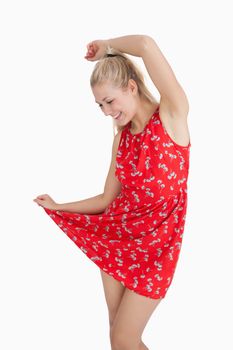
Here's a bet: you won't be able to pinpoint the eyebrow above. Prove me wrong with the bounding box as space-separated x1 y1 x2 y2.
95 97 110 104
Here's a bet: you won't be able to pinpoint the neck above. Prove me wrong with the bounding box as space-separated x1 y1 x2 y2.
130 101 159 133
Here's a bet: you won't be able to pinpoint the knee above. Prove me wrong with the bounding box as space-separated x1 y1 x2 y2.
110 329 140 350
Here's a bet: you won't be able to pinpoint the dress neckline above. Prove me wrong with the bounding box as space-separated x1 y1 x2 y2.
127 105 159 137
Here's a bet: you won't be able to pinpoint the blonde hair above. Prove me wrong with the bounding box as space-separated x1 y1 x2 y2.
90 44 158 137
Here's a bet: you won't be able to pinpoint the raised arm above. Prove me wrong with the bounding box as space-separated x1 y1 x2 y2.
141 35 189 117
107 34 189 119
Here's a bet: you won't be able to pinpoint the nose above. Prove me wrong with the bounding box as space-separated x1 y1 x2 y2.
102 105 113 117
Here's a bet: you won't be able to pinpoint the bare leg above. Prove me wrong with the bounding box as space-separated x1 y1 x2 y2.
100 270 153 350
139 340 149 350
111 288 162 350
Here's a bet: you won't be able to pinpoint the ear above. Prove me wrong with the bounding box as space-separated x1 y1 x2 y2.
128 78 138 95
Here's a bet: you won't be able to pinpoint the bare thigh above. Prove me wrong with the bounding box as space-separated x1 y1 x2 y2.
111 288 163 349
100 269 126 327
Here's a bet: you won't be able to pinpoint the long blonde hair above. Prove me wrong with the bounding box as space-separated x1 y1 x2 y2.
90 44 158 137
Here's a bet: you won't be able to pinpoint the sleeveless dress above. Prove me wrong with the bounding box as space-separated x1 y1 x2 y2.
43 106 191 299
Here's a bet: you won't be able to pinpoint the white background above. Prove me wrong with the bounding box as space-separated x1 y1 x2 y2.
1 0 232 349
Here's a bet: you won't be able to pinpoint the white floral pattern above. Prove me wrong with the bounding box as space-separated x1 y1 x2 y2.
43 106 191 299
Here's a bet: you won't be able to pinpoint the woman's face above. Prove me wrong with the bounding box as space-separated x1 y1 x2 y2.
92 80 138 125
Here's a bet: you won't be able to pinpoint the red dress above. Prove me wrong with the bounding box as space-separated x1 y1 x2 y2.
43 106 191 299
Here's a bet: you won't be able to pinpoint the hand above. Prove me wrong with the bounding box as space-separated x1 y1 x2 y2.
84 40 109 61
33 194 58 210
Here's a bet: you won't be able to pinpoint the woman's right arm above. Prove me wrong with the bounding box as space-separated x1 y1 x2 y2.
56 193 106 214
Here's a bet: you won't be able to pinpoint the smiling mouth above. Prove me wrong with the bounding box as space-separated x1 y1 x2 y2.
113 112 122 120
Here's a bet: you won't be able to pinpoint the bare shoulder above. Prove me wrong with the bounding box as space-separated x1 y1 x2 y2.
159 98 191 147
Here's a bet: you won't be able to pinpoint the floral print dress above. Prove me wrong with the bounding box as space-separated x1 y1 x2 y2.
43 105 191 299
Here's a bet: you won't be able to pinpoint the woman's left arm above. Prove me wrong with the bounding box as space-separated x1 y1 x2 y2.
141 35 189 117
107 34 147 58
107 34 189 118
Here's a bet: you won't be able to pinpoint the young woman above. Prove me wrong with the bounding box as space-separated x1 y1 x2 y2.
33 34 191 350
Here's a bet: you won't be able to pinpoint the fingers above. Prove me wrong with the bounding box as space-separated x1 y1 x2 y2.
86 43 93 53
85 51 94 57
87 43 93 50
33 198 42 206
35 194 47 200
84 53 95 60
33 194 48 205
85 42 97 60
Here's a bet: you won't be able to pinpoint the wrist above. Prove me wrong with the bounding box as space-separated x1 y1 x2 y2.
105 39 111 50
53 203 62 211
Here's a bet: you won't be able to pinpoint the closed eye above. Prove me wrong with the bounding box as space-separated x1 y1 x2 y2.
99 100 113 107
